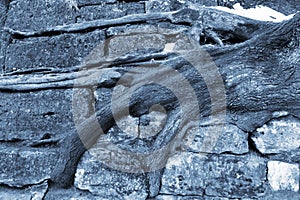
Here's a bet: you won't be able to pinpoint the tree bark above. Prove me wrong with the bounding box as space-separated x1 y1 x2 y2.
4 8 298 188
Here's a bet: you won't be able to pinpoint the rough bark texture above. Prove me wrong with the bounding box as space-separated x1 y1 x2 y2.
0 0 299 199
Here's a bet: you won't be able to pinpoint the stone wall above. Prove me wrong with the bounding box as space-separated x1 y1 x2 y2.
0 0 299 199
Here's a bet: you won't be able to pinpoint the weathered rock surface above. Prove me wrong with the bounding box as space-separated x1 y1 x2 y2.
0 191 32 200
54 9 299 197
251 116 300 154
0 0 7 68
5 30 104 72
5 0 145 33
145 0 217 13
156 192 300 200
0 31 9 73
5 0 77 33
267 161 299 192
0 0 299 199
0 1 7 28
77 2 145 23
108 33 166 57
0 90 75 144
260 190 300 200
44 187 97 200
0 147 57 187
0 180 48 200
74 151 148 199
183 123 249 154
160 152 266 198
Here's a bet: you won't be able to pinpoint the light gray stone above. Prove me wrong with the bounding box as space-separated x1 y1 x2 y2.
267 161 299 192
107 24 159 37
72 88 94 124
74 151 148 199
161 152 266 198
251 116 300 154
183 124 249 154
0 192 31 200
30 180 49 200
108 33 166 57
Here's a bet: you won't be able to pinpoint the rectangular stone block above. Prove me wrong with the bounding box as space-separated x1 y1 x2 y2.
0 147 57 187
5 30 104 72
108 33 166 57
161 152 266 198
183 124 249 154
146 0 217 13
267 161 299 192
77 2 145 22
74 152 148 199
190 0 218 6
5 0 77 32
251 116 300 154
0 89 75 142
5 0 145 33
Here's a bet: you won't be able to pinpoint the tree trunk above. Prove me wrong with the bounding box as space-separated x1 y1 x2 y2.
2 7 299 188
52 10 300 187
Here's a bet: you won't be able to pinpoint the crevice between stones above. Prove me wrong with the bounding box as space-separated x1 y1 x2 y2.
0 179 49 190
